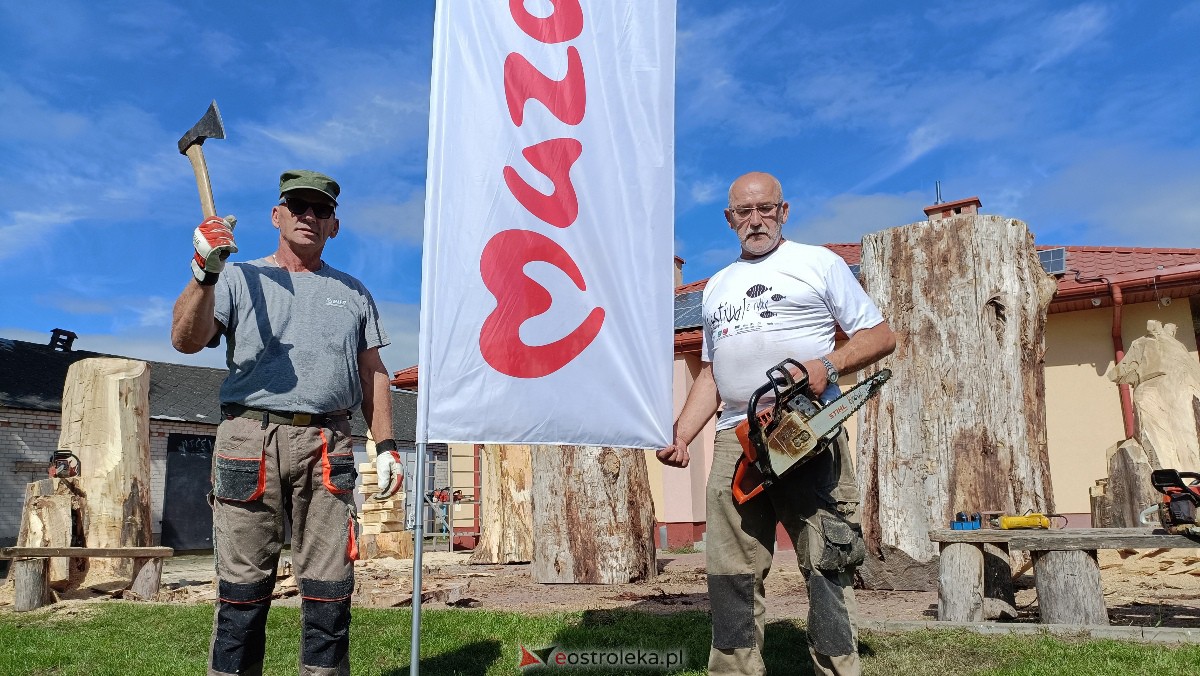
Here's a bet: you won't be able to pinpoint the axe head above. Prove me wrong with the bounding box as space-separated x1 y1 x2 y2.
178 100 225 154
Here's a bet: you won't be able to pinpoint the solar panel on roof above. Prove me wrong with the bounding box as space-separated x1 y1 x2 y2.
674 290 704 330
1039 247 1067 275
848 264 861 278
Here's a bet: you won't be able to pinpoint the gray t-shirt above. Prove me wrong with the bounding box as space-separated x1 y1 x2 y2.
212 257 389 413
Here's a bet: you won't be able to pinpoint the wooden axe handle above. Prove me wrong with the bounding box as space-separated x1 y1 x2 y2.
184 144 217 219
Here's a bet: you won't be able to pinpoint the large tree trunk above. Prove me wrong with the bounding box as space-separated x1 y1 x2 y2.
858 215 1057 579
469 444 534 564
530 445 656 584
58 358 153 588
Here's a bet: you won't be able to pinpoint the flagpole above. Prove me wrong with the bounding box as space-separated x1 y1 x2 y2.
409 438 427 676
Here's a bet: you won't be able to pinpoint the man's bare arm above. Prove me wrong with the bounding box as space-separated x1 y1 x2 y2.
358 347 394 443
171 281 220 354
656 362 720 468
800 321 897 398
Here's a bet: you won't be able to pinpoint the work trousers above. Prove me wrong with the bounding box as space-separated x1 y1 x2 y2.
706 428 865 676
207 415 360 676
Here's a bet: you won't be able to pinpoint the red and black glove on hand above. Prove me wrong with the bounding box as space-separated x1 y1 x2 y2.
191 215 238 285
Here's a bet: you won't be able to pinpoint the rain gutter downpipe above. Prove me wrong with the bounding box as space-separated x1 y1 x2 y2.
1109 282 1136 440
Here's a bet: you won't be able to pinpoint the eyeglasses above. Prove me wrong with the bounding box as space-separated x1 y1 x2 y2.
729 202 783 221
283 197 335 219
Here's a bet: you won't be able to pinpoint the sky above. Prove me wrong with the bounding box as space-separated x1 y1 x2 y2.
2 0 1198 374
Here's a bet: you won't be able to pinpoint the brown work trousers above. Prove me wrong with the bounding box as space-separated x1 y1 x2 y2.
207 414 359 676
706 428 865 676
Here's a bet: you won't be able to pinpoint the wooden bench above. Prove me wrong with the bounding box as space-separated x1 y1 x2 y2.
928 528 1197 625
1 546 174 612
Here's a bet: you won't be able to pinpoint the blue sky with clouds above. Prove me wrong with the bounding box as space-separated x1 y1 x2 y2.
2 1 1198 374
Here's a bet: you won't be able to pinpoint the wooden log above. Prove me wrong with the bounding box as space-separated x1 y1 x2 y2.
929 527 1199 549
1090 479 1113 528
530 445 656 584
14 479 81 589
937 542 983 621
1 547 172 558
58 358 153 588
129 557 162 600
12 558 51 612
468 444 534 565
1104 439 1157 527
358 530 414 560
858 215 1058 577
1032 550 1108 625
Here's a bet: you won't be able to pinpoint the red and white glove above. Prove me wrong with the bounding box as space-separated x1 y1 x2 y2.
191 215 237 285
372 449 404 502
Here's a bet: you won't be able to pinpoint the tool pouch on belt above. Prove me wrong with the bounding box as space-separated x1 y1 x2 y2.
815 514 866 573
320 429 357 495
213 432 266 502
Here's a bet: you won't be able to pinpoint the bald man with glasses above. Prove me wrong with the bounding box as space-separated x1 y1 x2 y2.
172 170 399 676
657 172 895 676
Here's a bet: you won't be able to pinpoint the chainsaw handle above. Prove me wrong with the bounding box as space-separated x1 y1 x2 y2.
745 380 776 443
747 358 815 445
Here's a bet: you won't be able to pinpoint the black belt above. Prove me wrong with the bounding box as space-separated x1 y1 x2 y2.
221 403 353 427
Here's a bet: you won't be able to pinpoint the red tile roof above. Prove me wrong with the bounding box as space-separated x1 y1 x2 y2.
675 244 1200 298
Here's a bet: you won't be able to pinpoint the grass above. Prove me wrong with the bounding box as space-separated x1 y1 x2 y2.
0 604 1198 675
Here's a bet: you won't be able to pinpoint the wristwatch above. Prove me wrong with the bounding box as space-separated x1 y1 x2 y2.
819 356 839 385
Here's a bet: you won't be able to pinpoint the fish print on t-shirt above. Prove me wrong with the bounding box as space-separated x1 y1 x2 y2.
707 283 788 344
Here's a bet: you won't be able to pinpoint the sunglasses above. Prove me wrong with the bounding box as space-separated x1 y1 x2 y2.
283 197 335 219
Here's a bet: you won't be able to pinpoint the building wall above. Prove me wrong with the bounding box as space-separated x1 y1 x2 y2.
1043 299 1198 516
1 406 390 546
648 299 1199 544
0 406 219 545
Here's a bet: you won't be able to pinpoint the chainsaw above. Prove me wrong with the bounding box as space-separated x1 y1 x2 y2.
732 359 891 504
1148 469 1200 537
48 449 81 479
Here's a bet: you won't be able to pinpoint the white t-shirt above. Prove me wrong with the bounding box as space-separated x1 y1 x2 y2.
702 240 884 430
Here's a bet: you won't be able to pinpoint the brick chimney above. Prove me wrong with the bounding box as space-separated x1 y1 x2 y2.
49 328 77 352
674 255 684 288
923 196 982 221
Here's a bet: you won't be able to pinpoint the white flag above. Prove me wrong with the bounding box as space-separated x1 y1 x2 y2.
417 0 675 448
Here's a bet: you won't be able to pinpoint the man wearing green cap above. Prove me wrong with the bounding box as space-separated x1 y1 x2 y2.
171 170 400 676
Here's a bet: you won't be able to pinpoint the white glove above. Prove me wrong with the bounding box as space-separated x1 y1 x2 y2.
191 215 238 285
371 450 404 501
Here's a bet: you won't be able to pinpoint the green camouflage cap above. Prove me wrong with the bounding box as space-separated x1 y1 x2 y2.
279 169 340 205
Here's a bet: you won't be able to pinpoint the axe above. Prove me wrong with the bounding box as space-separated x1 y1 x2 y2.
178 100 226 219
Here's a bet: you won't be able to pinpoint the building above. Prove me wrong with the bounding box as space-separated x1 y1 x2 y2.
394 212 1200 548
0 334 423 548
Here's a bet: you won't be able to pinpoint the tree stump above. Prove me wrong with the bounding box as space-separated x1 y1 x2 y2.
858 215 1058 580
1104 439 1157 527
15 478 83 589
1033 550 1109 625
58 358 153 588
938 542 983 621
469 445 533 564
530 445 656 584
12 558 52 612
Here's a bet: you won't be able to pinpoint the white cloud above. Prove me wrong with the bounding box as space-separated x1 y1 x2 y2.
789 191 928 245
376 301 421 373
1024 145 1200 247
348 192 425 245
689 176 725 205
1029 4 1110 72
0 207 85 260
